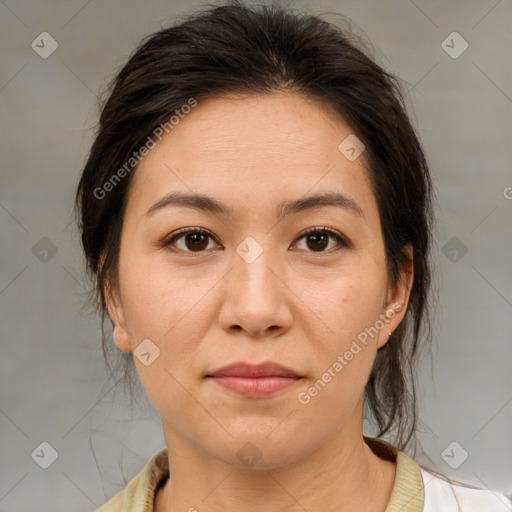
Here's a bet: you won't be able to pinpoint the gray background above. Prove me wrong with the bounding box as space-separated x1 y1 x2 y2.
1 0 511 510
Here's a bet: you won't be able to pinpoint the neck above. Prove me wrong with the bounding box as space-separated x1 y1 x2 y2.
155 412 396 512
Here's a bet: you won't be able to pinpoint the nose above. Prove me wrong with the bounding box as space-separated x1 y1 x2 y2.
218 240 293 339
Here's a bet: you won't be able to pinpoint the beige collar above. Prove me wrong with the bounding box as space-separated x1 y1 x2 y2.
364 435 424 512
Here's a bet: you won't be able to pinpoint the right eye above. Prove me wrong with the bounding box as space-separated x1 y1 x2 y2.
162 227 220 255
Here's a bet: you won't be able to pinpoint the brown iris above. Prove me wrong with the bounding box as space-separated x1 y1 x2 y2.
184 232 209 251
306 232 329 251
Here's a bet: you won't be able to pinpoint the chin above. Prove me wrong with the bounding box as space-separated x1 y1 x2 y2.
205 430 312 471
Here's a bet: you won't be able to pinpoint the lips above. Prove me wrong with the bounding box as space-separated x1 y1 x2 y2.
206 362 303 398
206 362 302 378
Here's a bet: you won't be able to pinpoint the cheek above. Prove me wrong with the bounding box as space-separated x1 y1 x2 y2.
302 274 386 385
118 260 212 385
311 273 386 341
119 254 190 341
123 276 206 420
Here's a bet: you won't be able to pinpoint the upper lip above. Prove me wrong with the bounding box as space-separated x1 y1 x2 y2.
206 362 302 378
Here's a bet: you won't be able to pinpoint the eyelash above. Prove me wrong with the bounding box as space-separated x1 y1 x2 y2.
161 226 348 256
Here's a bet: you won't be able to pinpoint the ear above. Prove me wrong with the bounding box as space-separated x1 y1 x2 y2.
377 244 414 349
100 254 131 353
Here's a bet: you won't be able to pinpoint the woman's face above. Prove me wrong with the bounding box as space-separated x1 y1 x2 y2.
106 92 413 469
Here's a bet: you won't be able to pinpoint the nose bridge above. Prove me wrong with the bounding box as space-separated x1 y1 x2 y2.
233 234 281 301
220 234 291 336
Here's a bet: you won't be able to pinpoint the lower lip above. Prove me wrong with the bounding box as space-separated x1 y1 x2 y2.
207 376 301 398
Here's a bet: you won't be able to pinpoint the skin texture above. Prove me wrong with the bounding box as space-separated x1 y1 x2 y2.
105 91 414 512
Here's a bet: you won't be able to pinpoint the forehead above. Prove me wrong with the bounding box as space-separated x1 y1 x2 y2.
125 92 378 224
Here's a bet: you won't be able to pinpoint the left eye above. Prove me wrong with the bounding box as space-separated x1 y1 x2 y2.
294 227 347 253
162 227 347 254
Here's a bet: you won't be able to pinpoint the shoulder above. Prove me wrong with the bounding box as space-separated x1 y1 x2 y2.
94 448 169 512
420 467 512 512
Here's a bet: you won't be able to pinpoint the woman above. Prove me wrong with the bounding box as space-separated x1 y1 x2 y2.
74 2 511 511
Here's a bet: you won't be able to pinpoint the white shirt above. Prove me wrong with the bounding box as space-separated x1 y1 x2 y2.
421 467 512 511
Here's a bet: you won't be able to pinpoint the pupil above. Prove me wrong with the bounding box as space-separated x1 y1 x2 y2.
308 233 328 251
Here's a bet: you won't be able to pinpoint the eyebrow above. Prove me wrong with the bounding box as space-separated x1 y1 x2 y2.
145 191 364 220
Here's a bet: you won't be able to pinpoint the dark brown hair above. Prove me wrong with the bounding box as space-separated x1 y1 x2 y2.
74 0 434 452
